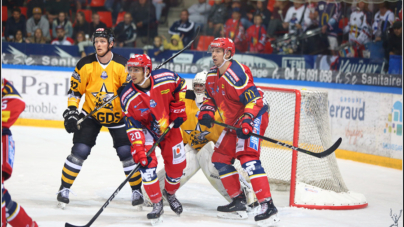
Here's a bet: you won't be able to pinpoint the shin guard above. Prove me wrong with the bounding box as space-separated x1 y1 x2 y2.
140 167 162 203
242 160 271 202
213 162 241 198
164 174 181 195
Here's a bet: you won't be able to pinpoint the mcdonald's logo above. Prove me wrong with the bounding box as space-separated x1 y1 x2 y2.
244 89 256 101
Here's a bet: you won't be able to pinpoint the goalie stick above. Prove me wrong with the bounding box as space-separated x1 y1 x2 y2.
65 122 175 227
213 120 341 158
77 27 201 129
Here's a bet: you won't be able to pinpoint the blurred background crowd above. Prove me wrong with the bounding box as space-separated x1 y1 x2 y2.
2 0 402 60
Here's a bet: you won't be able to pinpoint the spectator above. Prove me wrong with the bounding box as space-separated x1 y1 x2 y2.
153 0 166 21
169 9 195 47
162 34 184 50
267 0 290 38
4 7 27 42
188 0 211 31
26 28 48 44
45 0 70 24
12 30 25 43
224 0 233 19
222 7 246 52
51 25 74 45
130 0 158 44
385 21 402 57
253 0 272 29
114 13 137 47
52 12 73 38
76 31 93 57
207 0 227 37
315 0 341 55
27 0 45 19
246 14 266 53
89 13 107 36
143 35 165 56
372 2 395 42
343 4 371 56
26 7 51 41
283 1 312 35
231 0 253 29
73 12 90 39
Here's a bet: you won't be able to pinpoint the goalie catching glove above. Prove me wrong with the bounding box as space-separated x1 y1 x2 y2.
198 104 215 128
236 114 254 139
63 106 80 133
170 101 187 128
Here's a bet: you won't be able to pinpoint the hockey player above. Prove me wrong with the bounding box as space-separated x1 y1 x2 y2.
142 71 258 210
2 78 39 227
198 38 279 226
57 28 143 209
119 54 187 224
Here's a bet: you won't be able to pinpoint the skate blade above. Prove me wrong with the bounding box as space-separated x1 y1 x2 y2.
247 204 261 216
256 213 280 227
217 211 248 220
57 202 67 209
150 216 163 226
133 205 143 211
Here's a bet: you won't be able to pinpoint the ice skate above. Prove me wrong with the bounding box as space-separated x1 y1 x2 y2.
131 189 144 211
255 198 280 227
217 191 248 220
163 189 183 216
147 199 164 226
56 185 74 209
247 201 261 216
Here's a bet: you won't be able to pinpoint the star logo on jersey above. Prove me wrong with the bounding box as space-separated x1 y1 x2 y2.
184 123 210 150
92 83 114 110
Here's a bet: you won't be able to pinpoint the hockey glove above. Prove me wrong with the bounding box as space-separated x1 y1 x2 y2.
236 115 254 140
132 144 149 167
170 101 187 128
198 105 215 128
117 82 129 99
63 106 80 133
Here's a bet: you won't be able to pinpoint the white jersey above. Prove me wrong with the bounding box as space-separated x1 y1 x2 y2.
344 10 371 45
372 10 395 37
284 4 312 34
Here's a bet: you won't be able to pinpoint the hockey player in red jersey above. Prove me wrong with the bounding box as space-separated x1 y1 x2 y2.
118 54 187 224
2 78 39 227
198 38 280 226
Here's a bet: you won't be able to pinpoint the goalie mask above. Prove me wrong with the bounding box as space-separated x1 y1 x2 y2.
193 71 207 103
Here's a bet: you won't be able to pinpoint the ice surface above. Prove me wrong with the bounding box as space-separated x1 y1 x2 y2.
4 126 403 227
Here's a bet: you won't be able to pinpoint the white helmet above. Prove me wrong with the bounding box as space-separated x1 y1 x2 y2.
193 71 207 103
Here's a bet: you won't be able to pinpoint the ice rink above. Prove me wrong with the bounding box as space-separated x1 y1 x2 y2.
4 126 403 227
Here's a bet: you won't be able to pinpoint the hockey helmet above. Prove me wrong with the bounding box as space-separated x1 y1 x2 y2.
126 54 152 73
208 37 235 58
192 71 207 103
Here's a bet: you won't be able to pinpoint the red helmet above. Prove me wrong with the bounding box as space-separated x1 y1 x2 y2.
126 54 152 73
208 37 235 57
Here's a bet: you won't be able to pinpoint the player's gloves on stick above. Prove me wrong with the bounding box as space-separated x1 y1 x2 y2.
236 114 254 139
132 144 149 167
63 106 80 133
117 82 129 98
170 101 187 128
198 104 215 128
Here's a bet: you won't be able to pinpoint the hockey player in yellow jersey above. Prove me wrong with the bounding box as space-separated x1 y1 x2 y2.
143 71 258 210
56 28 143 209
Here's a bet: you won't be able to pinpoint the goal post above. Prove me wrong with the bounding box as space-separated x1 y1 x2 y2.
235 86 368 210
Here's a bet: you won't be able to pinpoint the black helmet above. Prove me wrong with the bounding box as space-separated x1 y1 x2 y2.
92 28 114 44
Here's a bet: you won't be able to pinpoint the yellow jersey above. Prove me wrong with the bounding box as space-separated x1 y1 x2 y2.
181 90 224 151
67 53 128 126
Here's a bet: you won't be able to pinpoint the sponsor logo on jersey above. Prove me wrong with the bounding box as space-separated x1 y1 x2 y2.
150 99 157 108
101 71 108 79
210 87 215 95
216 86 219 93
139 108 149 113
227 68 240 82
134 101 143 109
72 71 81 82
222 84 224 89
249 116 261 151
121 88 133 101
7 136 15 168
161 89 170 94
172 142 186 164
154 72 174 79
244 89 256 102
222 90 225 95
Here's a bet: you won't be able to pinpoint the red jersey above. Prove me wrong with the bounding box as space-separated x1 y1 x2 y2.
223 19 247 52
120 69 186 146
203 60 268 126
246 25 266 53
2 78 25 180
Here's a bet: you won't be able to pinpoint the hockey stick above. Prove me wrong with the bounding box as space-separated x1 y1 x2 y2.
65 122 175 227
212 121 341 158
76 27 201 129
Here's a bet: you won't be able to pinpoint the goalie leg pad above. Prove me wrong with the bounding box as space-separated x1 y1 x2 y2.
122 157 142 191
213 162 241 198
240 159 271 202
61 153 84 188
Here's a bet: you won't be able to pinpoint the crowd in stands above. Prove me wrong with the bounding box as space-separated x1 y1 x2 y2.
2 0 402 60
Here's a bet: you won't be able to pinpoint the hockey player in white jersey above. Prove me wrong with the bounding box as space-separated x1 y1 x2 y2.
142 71 259 213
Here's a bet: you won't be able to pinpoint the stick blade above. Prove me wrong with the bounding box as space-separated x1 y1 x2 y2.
65 222 88 227
315 137 342 158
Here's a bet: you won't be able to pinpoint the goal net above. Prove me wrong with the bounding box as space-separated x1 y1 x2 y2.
235 86 368 210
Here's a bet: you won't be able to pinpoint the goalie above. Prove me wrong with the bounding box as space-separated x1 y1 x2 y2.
142 71 258 210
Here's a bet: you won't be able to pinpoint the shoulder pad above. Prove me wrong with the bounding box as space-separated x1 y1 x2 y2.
76 54 97 70
120 84 138 109
223 60 248 86
185 90 196 100
112 53 128 67
152 69 176 83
